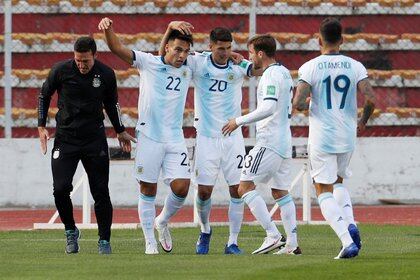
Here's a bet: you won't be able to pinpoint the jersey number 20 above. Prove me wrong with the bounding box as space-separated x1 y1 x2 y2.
323 75 350 109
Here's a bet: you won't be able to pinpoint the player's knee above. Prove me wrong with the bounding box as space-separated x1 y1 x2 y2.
91 190 111 204
271 189 288 200
228 185 241 199
53 182 72 197
171 179 190 198
198 188 212 200
238 181 256 197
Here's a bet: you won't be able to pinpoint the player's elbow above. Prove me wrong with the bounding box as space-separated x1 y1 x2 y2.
293 99 308 111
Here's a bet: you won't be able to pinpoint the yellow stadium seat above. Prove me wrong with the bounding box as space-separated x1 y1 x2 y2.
401 33 420 43
220 0 234 8
88 0 103 8
111 0 127 7
193 33 207 43
260 0 276 6
130 0 146 6
70 0 85 8
284 0 303 7
46 0 60 5
232 33 249 44
27 0 42 5
173 0 189 8
154 0 169 8
238 0 250 6
200 0 217 8
306 0 322 7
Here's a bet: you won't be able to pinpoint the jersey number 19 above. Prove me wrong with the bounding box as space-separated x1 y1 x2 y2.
323 74 350 109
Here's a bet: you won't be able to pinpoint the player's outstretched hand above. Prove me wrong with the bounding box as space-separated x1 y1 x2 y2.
168 21 194 35
117 131 137 153
38 127 50 155
222 119 239 136
98 17 113 31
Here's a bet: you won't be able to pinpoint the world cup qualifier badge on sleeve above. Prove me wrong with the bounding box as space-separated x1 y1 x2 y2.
267 85 276 96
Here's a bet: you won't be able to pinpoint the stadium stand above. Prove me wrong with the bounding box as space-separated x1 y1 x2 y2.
0 0 418 137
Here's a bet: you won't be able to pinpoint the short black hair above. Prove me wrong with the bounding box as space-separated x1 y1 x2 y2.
74 36 97 55
320 17 342 45
247 34 276 58
167 30 194 46
210 27 232 43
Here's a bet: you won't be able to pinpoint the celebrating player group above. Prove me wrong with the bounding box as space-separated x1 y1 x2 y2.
38 16 375 259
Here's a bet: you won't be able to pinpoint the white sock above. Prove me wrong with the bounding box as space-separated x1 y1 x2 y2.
138 193 156 243
318 192 353 247
156 191 186 227
228 197 244 246
242 190 280 238
333 183 356 225
276 194 298 248
196 196 211 234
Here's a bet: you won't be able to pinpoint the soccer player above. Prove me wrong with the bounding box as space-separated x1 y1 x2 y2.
294 18 375 259
98 18 194 254
223 34 301 255
159 22 258 255
38 36 135 254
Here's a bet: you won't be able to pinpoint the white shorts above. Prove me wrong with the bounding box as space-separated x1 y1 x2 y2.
308 145 353 184
240 146 292 190
194 133 245 186
134 132 190 184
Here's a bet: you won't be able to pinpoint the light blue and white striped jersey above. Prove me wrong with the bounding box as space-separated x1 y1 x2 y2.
256 63 293 158
132 50 193 143
190 53 252 137
298 54 368 153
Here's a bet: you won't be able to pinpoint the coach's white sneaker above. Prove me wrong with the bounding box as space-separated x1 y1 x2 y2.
252 235 286 255
155 221 173 253
145 240 159 255
273 246 302 255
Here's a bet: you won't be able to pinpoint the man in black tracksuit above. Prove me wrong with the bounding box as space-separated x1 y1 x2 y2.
37 36 135 254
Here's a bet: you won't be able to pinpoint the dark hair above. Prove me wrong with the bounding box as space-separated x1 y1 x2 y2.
210 27 232 43
167 30 194 46
320 17 342 45
74 36 97 55
247 34 276 58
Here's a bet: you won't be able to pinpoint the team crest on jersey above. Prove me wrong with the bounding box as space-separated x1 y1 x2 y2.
182 71 187 78
137 166 143 174
52 148 60 159
227 73 234 81
92 76 101 88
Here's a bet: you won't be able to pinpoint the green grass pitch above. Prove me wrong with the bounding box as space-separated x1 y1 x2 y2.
1 224 419 279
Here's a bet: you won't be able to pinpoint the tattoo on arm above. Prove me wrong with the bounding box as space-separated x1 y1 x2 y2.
294 82 311 111
358 79 376 125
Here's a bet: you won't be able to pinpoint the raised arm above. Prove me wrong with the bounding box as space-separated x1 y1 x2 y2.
357 79 376 132
98 17 133 65
159 21 194 56
293 81 311 111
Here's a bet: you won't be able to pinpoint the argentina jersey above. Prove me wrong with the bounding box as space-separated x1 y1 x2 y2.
132 50 193 143
256 63 293 158
191 53 252 137
298 54 368 153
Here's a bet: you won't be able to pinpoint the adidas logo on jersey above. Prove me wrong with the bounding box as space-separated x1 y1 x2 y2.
204 73 210 78
160 67 167 72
